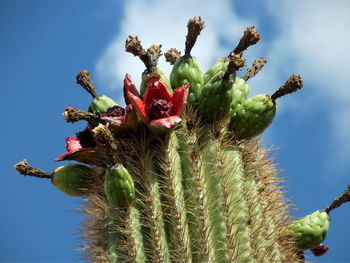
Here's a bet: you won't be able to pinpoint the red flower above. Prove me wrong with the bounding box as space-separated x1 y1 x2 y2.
127 78 189 129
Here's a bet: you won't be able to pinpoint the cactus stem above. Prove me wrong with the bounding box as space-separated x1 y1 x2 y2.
233 26 261 55
76 70 99 99
177 108 214 262
155 132 192 263
106 206 139 263
125 133 170 263
271 74 303 103
165 48 181 65
243 58 267 81
63 106 99 125
184 17 205 58
325 185 350 214
14 160 52 179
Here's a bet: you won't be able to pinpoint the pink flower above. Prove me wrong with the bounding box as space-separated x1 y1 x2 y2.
126 78 189 129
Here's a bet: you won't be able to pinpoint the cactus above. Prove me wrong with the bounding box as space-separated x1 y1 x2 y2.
14 17 350 263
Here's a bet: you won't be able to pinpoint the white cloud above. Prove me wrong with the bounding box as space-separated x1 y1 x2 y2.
95 0 255 104
263 0 350 170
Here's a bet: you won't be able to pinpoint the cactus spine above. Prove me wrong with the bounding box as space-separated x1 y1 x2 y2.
14 17 350 263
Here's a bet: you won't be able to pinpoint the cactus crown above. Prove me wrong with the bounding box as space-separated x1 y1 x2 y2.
14 17 349 263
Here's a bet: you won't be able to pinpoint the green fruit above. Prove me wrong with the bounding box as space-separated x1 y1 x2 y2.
229 94 276 138
170 57 203 105
104 164 135 207
198 71 235 121
230 77 250 112
52 163 97 196
284 210 330 250
140 69 172 97
90 95 118 114
203 57 228 84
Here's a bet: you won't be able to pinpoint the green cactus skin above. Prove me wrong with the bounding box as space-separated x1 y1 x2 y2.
155 132 192 262
285 210 330 251
104 164 135 207
140 68 173 97
229 94 276 138
52 163 98 196
198 72 236 121
170 57 204 105
203 57 228 84
230 77 250 113
90 95 118 113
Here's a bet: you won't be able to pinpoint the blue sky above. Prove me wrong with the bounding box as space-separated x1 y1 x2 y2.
1 0 350 262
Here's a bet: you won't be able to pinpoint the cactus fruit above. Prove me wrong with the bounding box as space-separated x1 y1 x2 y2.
14 17 350 263
169 17 205 106
14 161 101 196
76 70 118 113
104 164 135 207
284 210 330 250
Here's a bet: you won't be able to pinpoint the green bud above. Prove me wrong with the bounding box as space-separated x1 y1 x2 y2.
199 71 235 121
104 164 135 207
203 57 228 84
52 163 98 196
90 95 118 114
140 69 173 97
284 210 330 250
229 94 276 138
170 57 204 105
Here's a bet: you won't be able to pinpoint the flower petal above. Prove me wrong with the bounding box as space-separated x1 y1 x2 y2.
143 78 172 107
149 116 182 129
55 148 105 166
124 74 140 105
66 137 82 152
171 83 189 116
127 91 149 123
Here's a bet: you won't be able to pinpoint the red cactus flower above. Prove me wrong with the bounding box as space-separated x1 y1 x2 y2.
310 244 329 257
127 78 189 129
55 127 105 166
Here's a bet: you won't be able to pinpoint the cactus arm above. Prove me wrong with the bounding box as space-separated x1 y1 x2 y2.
215 140 255 263
127 140 170 263
105 206 128 263
176 117 214 262
195 126 237 263
155 131 192 263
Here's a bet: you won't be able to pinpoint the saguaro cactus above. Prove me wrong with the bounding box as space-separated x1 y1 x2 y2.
14 17 349 263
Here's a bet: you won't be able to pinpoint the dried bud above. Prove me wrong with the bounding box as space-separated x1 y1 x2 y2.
125 35 146 57
243 58 267 81
271 74 303 102
234 26 261 54
165 48 181 65
76 70 98 98
185 16 205 57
